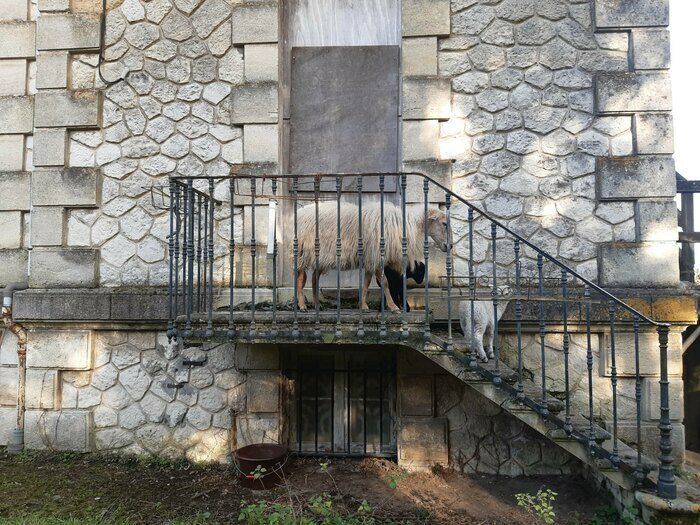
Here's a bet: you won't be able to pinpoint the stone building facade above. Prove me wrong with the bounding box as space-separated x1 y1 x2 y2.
0 0 693 512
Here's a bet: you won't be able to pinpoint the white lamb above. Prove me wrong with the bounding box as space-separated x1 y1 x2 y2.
458 299 509 362
293 200 449 311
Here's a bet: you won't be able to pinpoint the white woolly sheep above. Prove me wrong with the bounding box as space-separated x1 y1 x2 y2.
458 299 510 362
293 200 449 311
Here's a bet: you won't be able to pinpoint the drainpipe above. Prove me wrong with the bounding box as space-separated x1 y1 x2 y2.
2 281 29 454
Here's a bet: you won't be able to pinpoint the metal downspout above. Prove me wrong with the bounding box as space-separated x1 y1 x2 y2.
2 282 29 454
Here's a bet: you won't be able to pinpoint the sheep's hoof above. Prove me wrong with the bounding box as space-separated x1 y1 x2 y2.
480 356 489 363
388 306 400 313
361 305 370 312
299 305 307 312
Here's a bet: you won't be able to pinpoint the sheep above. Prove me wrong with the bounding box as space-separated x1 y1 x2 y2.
382 261 426 312
458 298 510 363
293 201 448 311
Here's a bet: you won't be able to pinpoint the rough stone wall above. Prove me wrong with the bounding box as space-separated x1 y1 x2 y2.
400 0 676 286
397 348 574 474
1 331 282 460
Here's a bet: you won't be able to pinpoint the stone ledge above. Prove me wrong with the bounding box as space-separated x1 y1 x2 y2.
13 289 170 322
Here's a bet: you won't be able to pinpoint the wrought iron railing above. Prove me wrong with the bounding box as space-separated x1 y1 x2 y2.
166 172 677 499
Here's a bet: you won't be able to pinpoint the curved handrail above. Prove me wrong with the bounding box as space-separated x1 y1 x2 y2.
170 171 667 328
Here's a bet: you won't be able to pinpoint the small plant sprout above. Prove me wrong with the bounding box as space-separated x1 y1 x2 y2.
250 464 267 481
515 488 557 525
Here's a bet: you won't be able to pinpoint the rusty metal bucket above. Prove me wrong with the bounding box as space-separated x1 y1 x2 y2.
233 443 289 489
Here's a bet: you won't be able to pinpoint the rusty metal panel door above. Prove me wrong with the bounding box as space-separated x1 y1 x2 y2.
289 46 399 190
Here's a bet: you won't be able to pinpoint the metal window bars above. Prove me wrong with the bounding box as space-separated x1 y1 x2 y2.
165 171 677 500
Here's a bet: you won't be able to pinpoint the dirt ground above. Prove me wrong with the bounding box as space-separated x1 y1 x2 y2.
0 451 615 524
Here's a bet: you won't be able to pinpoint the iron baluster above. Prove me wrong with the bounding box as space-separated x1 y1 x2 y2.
181 183 188 318
228 179 235 339
608 301 619 467
357 175 364 339
172 184 181 339
562 270 572 435
514 239 524 400
491 222 500 385
656 324 677 499
423 178 430 340
401 174 408 339
196 194 202 313
202 197 209 325
167 179 176 341
250 178 257 339
537 254 548 417
379 174 387 339
585 285 595 450
292 176 300 338
468 208 476 368
206 179 214 338
184 180 195 337
271 176 278 338
634 316 644 485
335 176 342 339
315 176 321 340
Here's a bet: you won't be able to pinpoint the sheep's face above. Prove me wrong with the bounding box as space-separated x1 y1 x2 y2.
427 209 450 252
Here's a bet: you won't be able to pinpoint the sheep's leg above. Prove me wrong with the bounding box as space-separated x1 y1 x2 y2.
483 323 495 360
312 268 320 309
296 270 307 311
375 269 400 312
361 271 372 310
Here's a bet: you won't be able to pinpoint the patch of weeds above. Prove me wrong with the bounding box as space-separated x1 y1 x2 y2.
515 488 557 525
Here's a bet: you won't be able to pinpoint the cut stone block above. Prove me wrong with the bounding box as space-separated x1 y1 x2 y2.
0 171 30 210
398 417 449 469
24 409 89 451
38 0 70 12
0 368 17 405
0 135 25 170
0 330 18 365
0 407 17 446
402 120 439 161
0 96 34 133
596 72 672 113
31 207 64 246
26 369 57 409
402 37 437 76
0 0 28 20
402 0 450 37
636 200 677 242
34 90 100 128
597 156 675 199
0 249 28 286
642 377 683 421
595 0 669 29
244 44 278 82
0 59 27 96
635 113 673 154
599 243 679 287
402 160 451 203
616 421 684 463
36 14 100 50
601 330 682 377
36 51 69 89
33 128 68 166
243 124 277 163
31 168 100 207
632 29 670 70
0 21 35 58
399 375 433 416
235 344 279 370
236 414 279 447
246 371 279 413
231 2 278 44
0 211 23 249
402 77 451 120
230 83 278 124
29 248 99 288
26 329 91 369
